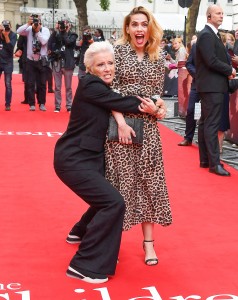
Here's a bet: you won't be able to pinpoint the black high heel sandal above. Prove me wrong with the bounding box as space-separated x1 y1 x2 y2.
143 240 159 266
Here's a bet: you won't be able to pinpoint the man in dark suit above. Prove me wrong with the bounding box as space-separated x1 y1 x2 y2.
196 4 236 176
178 41 200 146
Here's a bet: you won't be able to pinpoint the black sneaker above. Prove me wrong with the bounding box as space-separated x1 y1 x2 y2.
21 100 28 104
66 232 81 244
5 106 11 111
54 108 60 113
67 107 71 113
66 266 108 283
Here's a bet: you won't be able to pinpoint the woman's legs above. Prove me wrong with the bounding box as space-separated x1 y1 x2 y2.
141 222 158 266
55 169 125 278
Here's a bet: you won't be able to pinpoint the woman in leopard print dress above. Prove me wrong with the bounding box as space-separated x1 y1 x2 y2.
104 6 172 266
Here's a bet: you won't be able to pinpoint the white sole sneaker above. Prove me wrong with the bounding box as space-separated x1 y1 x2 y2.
66 234 81 244
66 266 108 284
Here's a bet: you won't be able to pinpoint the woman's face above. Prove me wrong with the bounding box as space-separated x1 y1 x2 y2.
90 51 115 85
173 41 180 50
226 35 234 46
126 13 149 51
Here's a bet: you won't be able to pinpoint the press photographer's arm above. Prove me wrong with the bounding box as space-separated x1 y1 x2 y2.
0 21 17 53
0 25 10 44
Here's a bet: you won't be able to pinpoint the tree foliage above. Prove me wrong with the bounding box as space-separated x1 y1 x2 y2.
100 0 110 11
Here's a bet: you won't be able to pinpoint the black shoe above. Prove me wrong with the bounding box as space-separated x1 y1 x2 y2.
67 107 71 113
48 89 54 93
209 165 230 176
21 100 28 104
200 162 209 168
178 139 192 146
66 266 108 283
5 106 11 111
66 230 81 244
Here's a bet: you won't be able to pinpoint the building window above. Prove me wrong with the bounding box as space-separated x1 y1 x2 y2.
68 0 72 9
48 0 59 9
228 0 233 3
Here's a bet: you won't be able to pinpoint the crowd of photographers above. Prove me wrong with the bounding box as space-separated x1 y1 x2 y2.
0 15 107 112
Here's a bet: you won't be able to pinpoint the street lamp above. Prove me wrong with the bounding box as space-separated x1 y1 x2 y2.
50 0 58 28
23 0 28 23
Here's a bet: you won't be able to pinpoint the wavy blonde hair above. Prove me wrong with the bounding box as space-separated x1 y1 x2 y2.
116 6 163 61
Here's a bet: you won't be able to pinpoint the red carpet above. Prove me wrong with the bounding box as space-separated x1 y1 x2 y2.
0 75 238 299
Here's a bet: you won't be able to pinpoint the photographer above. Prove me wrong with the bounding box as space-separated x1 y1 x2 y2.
17 15 50 111
76 25 94 80
48 20 78 112
0 20 17 111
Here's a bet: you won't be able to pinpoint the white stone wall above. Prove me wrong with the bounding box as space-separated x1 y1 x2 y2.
232 0 238 29
0 0 236 32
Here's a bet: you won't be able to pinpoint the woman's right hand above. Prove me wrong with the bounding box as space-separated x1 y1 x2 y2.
118 123 136 144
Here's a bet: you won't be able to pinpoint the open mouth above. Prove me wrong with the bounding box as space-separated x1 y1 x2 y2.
104 74 112 80
135 34 145 45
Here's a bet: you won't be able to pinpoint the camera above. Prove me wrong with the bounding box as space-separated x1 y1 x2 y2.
83 32 92 42
32 40 41 54
48 49 65 62
58 21 66 31
2 20 10 32
3 25 10 32
31 14 39 27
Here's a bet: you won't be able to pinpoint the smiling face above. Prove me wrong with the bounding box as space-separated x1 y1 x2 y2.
89 51 115 85
126 13 149 52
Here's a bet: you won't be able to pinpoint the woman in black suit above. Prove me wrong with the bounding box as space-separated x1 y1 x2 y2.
54 41 161 283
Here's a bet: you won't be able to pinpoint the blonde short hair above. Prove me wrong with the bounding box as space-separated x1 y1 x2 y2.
84 41 114 72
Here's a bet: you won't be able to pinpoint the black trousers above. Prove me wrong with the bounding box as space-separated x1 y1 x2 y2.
55 169 125 278
26 59 47 106
198 92 224 167
46 66 53 91
184 88 200 142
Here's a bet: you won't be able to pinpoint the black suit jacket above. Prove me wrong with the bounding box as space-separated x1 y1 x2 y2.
196 25 232 93
186 43 196 90
54 73 141 171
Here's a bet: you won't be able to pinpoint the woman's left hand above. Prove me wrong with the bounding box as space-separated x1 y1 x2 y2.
155 99 167 120
138 96 157 115
138 96 167 119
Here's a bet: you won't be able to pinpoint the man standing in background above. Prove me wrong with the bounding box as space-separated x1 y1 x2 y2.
196 4 236 176
48 19 78 113
17 15 50 112
0 20 17 111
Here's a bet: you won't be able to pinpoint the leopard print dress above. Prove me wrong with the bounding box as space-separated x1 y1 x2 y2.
105 43 172 231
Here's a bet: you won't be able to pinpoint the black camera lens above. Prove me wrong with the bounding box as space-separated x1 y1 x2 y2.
2 20 10 31
31 14 39 26
58 21 66 30
83 32 92 42
3 25 10 32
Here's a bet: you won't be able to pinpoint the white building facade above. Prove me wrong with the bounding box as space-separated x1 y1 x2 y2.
0 0 237 33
